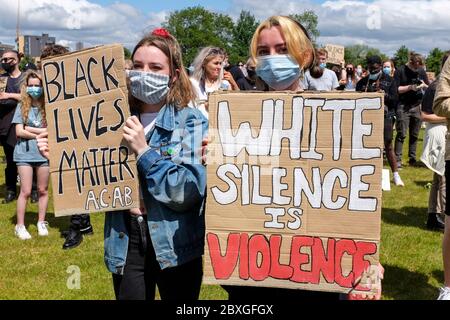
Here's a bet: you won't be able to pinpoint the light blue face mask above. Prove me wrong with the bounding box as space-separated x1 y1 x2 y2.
26 86 43 99
256 55 301 90
128 70 170 105
319 63 327 69
383 67 391 76
369 71 382 81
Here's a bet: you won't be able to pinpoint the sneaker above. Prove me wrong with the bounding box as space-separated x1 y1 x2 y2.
37 221 49 236
393 174 405 187
15 225 32 240
437 287 450 300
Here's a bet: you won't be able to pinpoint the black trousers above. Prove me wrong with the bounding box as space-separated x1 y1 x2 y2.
112 214 203 300
0 135 17 193
70 214 91 230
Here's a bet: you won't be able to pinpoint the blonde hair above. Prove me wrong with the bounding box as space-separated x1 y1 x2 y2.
383 60 396 77
250 15 315 70
20 70 46 125
191 46 225 91
131 32 196 108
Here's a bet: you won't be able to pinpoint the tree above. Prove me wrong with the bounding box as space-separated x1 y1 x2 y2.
163 6 234 66
426 48 444 75
229 10 259 64
393 45 409 67
19 55 35 71
344 44 388 67
124 47 132 60
289 10 320 43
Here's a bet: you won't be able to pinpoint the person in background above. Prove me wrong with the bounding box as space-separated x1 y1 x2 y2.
394 51 430 168
420 52 450 232
12 70 49 240
0 50 23 204
302 48 339 91
383 60 396 78
356 64 364 82
190 47 239 118
432 51 450 301
40 44 95 249
239 58 258 91
356 55 404 187
331 64 346 90
344 63 357 91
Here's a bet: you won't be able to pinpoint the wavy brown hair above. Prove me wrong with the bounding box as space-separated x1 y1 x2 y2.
130 32 196 109
19 70 46 125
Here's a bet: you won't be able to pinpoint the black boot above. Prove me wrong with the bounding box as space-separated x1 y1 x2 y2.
426 213 445 231
2 191 16 204
62 228 83 250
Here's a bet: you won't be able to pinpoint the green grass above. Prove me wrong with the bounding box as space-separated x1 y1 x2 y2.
0 129 444 300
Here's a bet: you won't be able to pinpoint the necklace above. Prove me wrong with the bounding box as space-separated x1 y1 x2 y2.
31 108 41 127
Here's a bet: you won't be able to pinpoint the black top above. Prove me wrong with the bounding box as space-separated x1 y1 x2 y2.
0 72 22 144
355 72 398 113
421 80 437 115
394 64 430 106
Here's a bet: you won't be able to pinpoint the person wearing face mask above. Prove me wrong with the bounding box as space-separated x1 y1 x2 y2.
394 52 430 168
355 65 364 82
238 58 258 91
383 60 395 78
110 29 207 300
11 71 49 240
0 50 23 204
356 55 404 187
190 47 239 119
302 48 340 91
345 63 357 91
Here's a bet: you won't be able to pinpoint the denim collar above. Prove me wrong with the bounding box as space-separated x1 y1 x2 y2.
154 104 175 132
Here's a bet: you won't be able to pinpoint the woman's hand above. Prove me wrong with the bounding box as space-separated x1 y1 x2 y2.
123 116 148 156
0 92 11 100
202 135 208 165
36 131 50 160
223 71 240 91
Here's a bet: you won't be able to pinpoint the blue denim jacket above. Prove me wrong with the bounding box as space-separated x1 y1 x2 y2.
104 104 208 275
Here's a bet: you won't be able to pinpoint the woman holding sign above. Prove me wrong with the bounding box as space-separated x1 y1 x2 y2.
12 70 50 240
106 29 207 300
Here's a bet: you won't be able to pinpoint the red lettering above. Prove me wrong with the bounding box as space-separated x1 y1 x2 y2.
248 234 271 281
269 235 293 280
290 236 314 283
239 233 250 280
207 233 240 280
353 242 378 291
335 239 357 288
311 238 335 284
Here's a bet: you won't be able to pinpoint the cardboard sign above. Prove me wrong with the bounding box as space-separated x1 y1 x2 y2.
325 44 345 66
205 91 384 295
42 44 139 217
0 77 7 93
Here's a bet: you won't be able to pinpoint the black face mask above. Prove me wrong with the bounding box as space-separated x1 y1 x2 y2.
1 62 16 74
247 69 257 80
346 68 354 75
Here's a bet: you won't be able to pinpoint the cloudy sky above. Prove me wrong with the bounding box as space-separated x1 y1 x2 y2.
0 0 448 57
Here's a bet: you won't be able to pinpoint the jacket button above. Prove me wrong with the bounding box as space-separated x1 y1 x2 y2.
119 232 125 239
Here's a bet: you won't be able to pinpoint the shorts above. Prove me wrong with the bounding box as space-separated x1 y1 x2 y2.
16 161 49 168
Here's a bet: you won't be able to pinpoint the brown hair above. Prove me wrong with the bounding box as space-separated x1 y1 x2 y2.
409 51 424 66
40 45 69 60
317 48 328 58
19 70 46 125
131 32 195 109
1 49 24 60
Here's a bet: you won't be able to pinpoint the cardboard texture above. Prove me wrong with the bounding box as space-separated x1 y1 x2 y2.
42 44 139 217
325 44 345 66
0 77 7 93
205 91 384 295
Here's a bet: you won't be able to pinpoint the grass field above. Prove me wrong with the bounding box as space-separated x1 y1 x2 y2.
0 129 445 300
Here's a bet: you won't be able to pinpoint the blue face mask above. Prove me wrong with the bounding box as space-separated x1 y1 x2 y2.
383 67 391 76
369 71 381 81
319 63 327 69
128 70 170 105
27 86 43 99
256 55 301 90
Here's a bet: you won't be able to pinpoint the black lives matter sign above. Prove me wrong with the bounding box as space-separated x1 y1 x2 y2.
42 44 139 217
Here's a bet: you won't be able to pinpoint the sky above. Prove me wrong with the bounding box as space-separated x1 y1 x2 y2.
0 0 449 57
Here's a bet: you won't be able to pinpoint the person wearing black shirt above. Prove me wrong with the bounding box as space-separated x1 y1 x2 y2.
394 52 430 167
356 55 404 187
0 50 23 203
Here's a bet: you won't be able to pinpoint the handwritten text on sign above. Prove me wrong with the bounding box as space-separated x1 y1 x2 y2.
42 44 139 217
205 92 383 294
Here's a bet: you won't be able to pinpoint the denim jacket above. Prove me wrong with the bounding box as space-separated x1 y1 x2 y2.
104 104 208 275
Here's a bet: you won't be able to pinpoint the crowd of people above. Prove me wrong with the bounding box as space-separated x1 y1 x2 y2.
0 14 449 301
